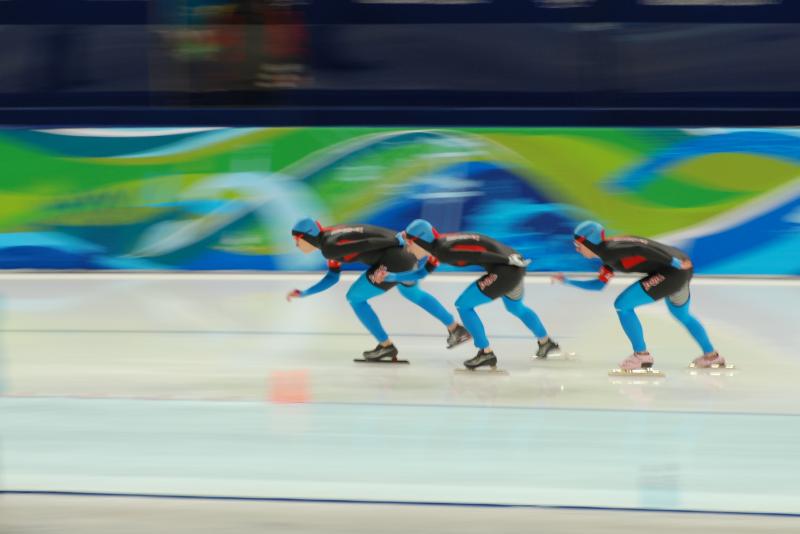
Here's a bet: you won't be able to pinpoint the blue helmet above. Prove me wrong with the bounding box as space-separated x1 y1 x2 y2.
405 219 436 244
291 217 322 246
574 220 605 245
292 217 320 237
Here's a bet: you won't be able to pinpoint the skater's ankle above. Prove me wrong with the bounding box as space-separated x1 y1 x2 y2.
480 347 493 354
702 351 718 358
634 351 650 356
537 336 549 345
380 340 393 348
447 323 458 332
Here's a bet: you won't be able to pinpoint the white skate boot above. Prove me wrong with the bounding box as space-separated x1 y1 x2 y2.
689 352 734 370
609 352 664 377
621 352 654 370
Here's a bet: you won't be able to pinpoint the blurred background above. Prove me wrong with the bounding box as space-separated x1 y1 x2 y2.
0 0 798 275
1 0 799 108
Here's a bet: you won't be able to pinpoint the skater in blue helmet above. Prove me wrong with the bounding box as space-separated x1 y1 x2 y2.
373 219 560 370
288 218 470 361
552 220 726 371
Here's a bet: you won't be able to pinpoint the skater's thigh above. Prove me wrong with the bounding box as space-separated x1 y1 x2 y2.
503 276 525 302
346 272 387 302
455 282 493 308
615 280 655 310
666 279 691 307
477 265 524 300
395 281 421 298
641 268 692 302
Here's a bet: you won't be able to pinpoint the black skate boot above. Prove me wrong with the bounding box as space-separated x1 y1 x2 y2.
446 324 472 349
535 338 560 359
463 349 497 370
362 343 399 362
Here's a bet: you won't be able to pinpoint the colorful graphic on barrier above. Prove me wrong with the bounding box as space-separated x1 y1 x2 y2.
0 127 797 274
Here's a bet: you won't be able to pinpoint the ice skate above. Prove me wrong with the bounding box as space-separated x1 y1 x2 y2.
455 349 507 374
354 343 409 364
446 324 472 349
608 352 664 377
689 352 734 370
535 338 561 359
464 349 497 369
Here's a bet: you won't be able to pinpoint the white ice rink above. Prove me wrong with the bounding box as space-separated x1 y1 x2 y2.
1 272 799 532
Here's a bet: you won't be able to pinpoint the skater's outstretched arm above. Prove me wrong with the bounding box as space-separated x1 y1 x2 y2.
552 266 613 291
287 260 342 301
382 256 440 283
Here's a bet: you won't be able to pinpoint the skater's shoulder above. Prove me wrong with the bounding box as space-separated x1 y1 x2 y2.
322 223 367 236
606 235 685 257
320 223 390 240
438 231 480 241
601 236 652 253
605 235 651 246
437 231 497 245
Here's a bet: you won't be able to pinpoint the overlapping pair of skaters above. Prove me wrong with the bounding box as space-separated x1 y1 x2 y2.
287 218 556 368
289 218 726 372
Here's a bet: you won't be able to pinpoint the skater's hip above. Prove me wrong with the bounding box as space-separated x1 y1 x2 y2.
639 267 693 301
476 264 526 300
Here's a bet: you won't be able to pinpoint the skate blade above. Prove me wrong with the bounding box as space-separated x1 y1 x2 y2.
454 367 508 375
354 358 409 364
688 363 736 370
608 368 665 377
535 350 577 360
609 378 664 386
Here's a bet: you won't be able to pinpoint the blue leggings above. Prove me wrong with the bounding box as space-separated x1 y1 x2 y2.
396 283 454 327
666 297 714 353
346 273 388 342
455 283 547 350
613 283 653 353
346 273 455 343
615 282 715 353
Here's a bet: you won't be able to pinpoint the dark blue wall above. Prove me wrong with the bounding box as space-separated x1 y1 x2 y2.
1 1 798 126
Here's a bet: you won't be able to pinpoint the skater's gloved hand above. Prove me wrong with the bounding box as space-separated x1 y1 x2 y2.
369 265 389 284
286 289 302 302
507 254 531 268
395 232 406 248
551 273 565 284
671 257 693 270
424 256 440 273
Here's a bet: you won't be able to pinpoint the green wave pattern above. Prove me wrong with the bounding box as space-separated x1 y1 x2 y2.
0 127 796 256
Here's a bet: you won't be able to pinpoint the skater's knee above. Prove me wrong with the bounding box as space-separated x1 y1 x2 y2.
613 294 630 312
397 283 420 300
455 293 473 310
502 297 524 314
347 298 363 311
667 303 689 320
668 306 698 327
455 304 473 314
615 283 654 312
346 287 366 304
